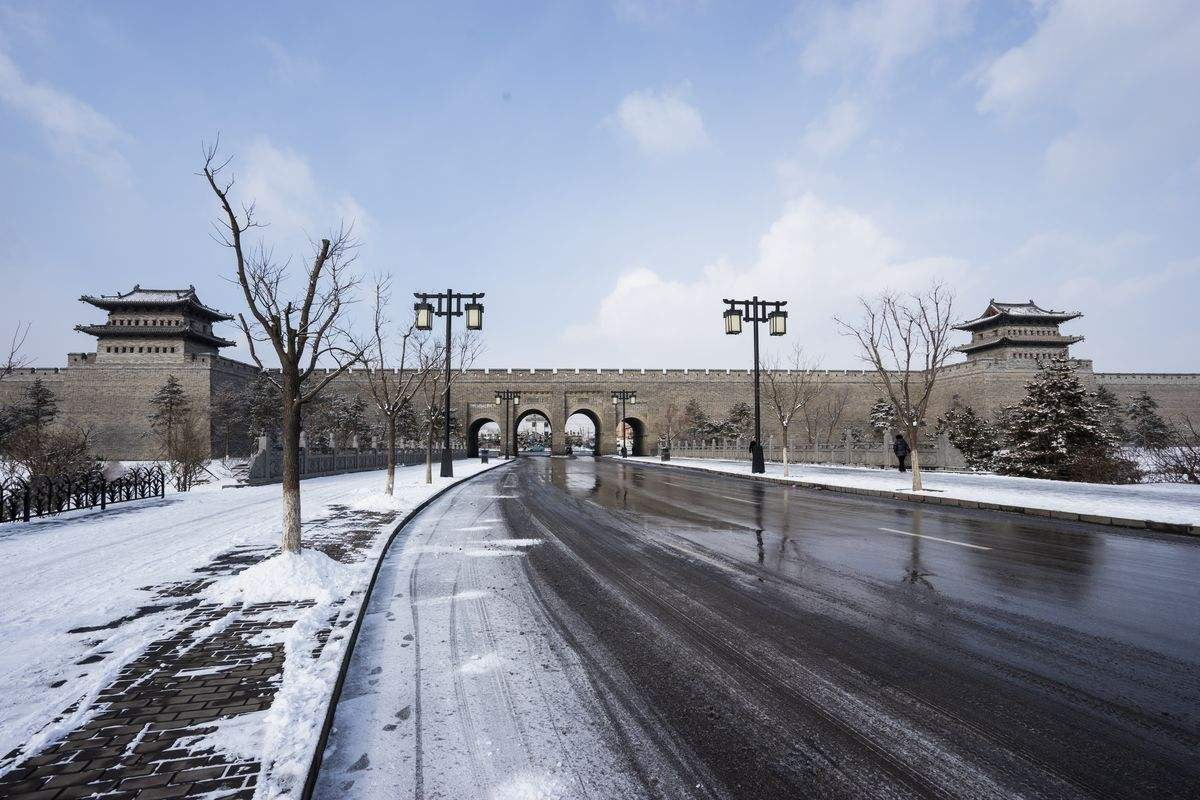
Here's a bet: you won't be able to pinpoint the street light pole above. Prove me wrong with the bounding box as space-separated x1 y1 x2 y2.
611 390 636 457
414 289 485 478
722 295 788 474
495 390 520 459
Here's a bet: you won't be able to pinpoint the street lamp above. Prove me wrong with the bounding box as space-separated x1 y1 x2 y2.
612 390 636 457
414 289 485 477
722 296 787 474
495 390 520 459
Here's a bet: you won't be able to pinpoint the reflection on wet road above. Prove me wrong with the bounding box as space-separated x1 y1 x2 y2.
509 456 1200 799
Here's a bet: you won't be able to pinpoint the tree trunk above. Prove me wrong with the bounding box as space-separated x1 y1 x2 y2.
425 415 434 485
909 427 924 491
385 415 397 496
782 427 790 477
280 377 303 553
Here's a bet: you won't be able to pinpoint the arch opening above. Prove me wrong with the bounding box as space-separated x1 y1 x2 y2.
467 418 500 458
514 409 552 455
566 409 601 456
619 416 647 457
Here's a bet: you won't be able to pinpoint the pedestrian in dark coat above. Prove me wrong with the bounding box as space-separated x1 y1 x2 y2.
893 433 911 473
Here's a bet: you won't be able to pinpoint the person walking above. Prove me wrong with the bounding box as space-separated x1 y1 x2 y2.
893 433 911 473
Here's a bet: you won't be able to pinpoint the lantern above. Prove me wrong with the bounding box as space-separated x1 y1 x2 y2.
724 307 743 335
414 300 433 331
768 308 787 336
465 301 484 331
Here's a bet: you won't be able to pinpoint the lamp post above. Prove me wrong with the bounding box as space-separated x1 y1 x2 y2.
494 390 520 459
722 296 787 474
414 289 484 477
611 390 637 457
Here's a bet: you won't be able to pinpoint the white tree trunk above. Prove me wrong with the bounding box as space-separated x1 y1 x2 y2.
279 387 303 553
910 432 924 491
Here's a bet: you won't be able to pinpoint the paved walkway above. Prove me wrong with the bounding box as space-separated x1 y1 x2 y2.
0 504 398 800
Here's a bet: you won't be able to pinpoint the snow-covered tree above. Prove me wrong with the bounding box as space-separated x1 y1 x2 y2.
868 398 896 434
1127 391 1171 449
936 404 997 471
993 357 1139 483
680 399 711 441
1092 386 1129 444
720 401 755 441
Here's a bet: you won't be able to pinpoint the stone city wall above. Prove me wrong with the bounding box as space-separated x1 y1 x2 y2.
3 355 1199 461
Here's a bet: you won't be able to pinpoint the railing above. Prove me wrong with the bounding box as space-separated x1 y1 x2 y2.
1 466 167 523
666 431 966 471
245 439 468 485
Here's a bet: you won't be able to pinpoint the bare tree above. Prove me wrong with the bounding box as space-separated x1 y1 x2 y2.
805 384 851 446
354 276 431 495
202 141 363 553
661 401 683 449
836 284 956 491
2 322 30 379
763 343 825 476
418 332 482 484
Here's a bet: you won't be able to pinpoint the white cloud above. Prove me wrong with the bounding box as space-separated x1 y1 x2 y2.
613 85 709 155
797 0 975 82
0 46 129 182
564 194 968 366
240 136 370 247
259 37 321 85
977 0 1200 185
613 0 706 26
803 99 867 157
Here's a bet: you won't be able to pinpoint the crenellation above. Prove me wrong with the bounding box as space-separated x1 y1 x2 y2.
5 287 1198 459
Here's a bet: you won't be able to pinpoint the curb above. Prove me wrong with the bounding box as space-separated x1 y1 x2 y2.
617 458 1199 537
300 459 512 800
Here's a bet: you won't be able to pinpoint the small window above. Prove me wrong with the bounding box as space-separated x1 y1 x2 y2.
138 347 143 353
171 347 176 353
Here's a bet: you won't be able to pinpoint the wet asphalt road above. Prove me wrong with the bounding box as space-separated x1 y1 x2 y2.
500 456 1200 799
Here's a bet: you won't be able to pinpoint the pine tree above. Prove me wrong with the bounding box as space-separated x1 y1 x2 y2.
1127 391 1171 449
722 401 755 441
1092 386 1129 444
149 376 190 457
16 378 59 434
994 357 1138 483
869 398 896 434
681 399 711 441
936 404 997 470
246 376 282 441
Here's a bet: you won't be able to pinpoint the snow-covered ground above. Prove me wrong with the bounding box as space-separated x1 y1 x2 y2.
629 457 1200 527
0 459 495 783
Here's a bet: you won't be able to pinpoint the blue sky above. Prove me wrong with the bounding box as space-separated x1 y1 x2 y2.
2 0 1197 370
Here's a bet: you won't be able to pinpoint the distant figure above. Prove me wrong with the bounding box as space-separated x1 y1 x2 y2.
893 434 910 473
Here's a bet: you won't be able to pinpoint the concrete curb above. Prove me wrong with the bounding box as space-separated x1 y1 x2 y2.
300 459 513 800
618 458 1199 537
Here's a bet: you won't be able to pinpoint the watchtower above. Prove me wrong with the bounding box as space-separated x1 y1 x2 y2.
953 299 1083 364
75 285 236 362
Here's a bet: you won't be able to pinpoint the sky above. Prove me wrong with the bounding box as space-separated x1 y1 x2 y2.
1 0 1197 372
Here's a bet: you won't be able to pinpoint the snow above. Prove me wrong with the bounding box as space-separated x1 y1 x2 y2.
630 457 1200 527
313 467 667 800
0 458 497 784
204 550 354 605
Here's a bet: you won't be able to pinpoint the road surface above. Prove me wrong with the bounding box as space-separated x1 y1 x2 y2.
314 457 1200 800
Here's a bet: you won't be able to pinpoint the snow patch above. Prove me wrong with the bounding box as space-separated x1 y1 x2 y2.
460 651 506 675
489 769 569 800
204 551 354 606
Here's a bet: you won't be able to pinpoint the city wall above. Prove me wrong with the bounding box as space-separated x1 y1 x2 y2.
4 354 1200 461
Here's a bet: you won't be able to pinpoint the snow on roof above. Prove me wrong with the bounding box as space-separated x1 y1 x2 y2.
79 284 233 320
954 299 1081 330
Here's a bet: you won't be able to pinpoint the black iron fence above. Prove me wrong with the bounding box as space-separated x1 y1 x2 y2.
0 466 167 523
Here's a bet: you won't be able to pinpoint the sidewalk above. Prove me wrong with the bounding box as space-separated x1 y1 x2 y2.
0 461 497 799
627 457 1200 532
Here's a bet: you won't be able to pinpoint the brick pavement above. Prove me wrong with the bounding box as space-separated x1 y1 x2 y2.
0 505 398 799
